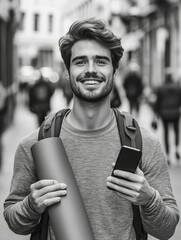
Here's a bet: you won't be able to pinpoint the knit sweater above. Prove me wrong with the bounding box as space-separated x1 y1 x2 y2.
4 113 179 239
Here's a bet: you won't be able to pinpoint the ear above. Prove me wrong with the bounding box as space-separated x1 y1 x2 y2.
113 69 118 76
66 71 70 81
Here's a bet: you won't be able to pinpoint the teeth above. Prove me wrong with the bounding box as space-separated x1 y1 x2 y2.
83 80 100 84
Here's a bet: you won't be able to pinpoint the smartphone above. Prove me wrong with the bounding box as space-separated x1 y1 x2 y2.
112 145 142 175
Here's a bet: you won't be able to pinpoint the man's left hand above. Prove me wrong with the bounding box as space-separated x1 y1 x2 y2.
107 167 155 206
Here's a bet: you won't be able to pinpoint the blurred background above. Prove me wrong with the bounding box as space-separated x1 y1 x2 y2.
0 0 181 239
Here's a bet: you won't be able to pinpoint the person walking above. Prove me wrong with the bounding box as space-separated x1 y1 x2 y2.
4 18 179 240
154 73 181 164
123 61 144 115
28 72 55 125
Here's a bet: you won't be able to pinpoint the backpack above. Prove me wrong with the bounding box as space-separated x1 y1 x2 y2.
30 108 147 240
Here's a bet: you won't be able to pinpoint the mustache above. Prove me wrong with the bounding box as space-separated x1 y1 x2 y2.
77 72 105 81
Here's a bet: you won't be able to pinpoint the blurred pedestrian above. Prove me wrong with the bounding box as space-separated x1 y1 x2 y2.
28 73 55 126
123 61 144 115
0 83 8 170
154 73 181 164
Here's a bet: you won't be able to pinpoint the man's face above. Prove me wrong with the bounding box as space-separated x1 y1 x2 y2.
69 39 114 102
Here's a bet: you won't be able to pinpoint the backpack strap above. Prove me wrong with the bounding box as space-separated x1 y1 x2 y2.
30 211 49 240
113 108 147 240
113 109 142 149
38 109 70 140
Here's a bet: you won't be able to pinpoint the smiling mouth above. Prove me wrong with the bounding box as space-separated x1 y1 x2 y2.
80 78 103 85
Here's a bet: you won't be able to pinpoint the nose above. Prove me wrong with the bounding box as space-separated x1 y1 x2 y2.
85 61 97 74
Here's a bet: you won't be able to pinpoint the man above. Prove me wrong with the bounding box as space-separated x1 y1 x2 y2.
123 61 143 116
4 18 179 240
28 72 55 126
154 73 181 164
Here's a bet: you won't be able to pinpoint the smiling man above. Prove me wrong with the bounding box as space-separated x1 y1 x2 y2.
4 18 179 240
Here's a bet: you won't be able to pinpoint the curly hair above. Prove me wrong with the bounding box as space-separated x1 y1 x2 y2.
59 18 124 73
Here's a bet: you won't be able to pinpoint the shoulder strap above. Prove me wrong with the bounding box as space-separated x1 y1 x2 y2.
30 211 49 240
113 109 142 150
38 109 70 140
113 108 147 240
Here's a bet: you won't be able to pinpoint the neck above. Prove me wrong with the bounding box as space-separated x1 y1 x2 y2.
66 96 113 130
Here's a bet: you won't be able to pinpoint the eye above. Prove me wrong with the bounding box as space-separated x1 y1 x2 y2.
75 60 87 66
95 59 107 65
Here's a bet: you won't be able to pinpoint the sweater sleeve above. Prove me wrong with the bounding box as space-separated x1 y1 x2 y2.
3 131 41 235
140 128 179 239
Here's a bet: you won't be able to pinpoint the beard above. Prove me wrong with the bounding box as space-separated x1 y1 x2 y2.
69 72 114 102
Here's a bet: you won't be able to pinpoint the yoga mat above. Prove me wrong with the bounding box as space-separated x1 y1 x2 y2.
31 137 94 240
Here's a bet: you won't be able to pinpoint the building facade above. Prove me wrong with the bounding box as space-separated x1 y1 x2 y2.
0 0 20 125
15 0 181 88
115 0 181 87
15 0 63 71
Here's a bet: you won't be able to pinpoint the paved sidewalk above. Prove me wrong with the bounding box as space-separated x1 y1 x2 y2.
0 104 36 240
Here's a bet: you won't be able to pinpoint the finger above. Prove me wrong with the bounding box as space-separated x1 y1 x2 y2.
112 162 115 168
112 170 139 182
41 197 62 209
135 167 144 176
31 189 67 213
107 181 139 200
41 189 67 201
107 176 141 192
36 183 67 198
31 179 59 190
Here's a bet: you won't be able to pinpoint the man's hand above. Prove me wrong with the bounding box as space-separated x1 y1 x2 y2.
107 167 155 206
29 179 67 214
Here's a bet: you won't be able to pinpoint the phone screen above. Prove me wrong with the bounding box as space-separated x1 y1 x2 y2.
112 145 142 175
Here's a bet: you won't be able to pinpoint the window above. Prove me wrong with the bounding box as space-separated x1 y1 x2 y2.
34 13 40 31
39 49 53 67
19 12 25 31
48 14 53 32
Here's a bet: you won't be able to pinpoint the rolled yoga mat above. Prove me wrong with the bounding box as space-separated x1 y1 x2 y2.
31 137 94 240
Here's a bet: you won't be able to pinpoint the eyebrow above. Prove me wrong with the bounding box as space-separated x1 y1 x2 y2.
71 55 111 63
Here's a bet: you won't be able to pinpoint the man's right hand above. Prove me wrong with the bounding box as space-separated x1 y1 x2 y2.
29 179 67 214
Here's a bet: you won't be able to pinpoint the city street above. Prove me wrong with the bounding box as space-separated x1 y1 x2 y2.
0 89 180 240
